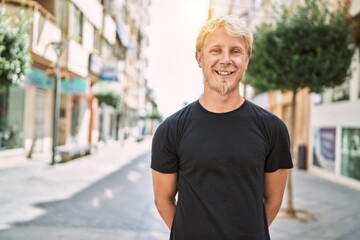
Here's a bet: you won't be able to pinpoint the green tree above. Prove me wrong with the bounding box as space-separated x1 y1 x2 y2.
246 0 355 217
147 106 163 121
95 92 122 109
0 8 31 89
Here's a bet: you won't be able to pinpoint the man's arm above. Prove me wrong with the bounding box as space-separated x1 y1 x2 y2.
264 169 289 226
152 169 178 230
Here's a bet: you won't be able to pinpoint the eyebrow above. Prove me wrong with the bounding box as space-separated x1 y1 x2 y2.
207 44 245 50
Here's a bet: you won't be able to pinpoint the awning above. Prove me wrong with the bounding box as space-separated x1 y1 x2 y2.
116 24 137 57
99 74 122 82
91 81 122 94
116 24 130 48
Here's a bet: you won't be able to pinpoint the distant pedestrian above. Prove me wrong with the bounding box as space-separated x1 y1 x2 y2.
151 15 293 240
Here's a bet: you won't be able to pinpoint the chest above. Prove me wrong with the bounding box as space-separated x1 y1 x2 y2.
177 117 270 179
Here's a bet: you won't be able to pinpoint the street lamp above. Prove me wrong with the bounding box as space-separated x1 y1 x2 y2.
49 41 67 165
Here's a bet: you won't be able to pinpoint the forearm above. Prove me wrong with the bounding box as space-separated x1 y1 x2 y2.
152 170 178 229
264 200 281 226
264 169 288 226
155 198 177 229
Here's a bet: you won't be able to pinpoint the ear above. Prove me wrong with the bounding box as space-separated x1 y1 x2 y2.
245 53 251 69
195 51 202 68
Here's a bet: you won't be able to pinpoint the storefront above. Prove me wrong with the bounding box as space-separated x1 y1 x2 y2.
25 67 92 152
93 60 123 142
0 86 25 152
311 125 360 187
310 48 360 188
0 67 57 157
59 77 92 146
24 67 54 155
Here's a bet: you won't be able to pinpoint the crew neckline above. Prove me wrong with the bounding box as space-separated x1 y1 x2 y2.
196 98 248 117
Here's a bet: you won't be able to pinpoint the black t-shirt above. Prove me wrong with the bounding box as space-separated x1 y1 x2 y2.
151 99 293 240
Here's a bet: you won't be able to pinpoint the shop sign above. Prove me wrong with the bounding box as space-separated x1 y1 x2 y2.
26 68 53 89
27 68 90 94
61 78 90 95
100 61 124 82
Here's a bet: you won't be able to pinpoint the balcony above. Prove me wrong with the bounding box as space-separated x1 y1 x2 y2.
3 0 62 64
65 39 88 77
72 0 103 29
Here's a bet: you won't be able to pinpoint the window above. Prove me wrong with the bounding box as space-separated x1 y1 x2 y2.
341 128 360 181
358 47 360 98
101 39 113 59
71 96 80 143
115 43 126 60
71 5 83 42
313 81 350 105
331 81 350 102
0 87 25 150
56 0 69 34
94 27 101 53
313 127 336 173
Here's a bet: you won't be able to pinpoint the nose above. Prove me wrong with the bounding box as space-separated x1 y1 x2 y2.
220 52 231 64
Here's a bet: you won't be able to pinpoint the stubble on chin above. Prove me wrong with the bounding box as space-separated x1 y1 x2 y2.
204 78 235 95
217 84 233 95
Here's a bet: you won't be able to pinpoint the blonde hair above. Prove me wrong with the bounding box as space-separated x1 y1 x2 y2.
196 15 253 57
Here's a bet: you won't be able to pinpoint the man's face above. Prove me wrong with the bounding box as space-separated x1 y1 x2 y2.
196 28 250 95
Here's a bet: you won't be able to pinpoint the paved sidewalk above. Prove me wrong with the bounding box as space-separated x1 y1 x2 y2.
270 170 360 240
0 137 154 231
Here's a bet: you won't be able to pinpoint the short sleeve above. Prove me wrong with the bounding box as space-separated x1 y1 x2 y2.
264 119 293 172
151 120 179 173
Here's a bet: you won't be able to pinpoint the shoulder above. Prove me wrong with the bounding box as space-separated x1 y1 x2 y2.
168 101 197 122
164 101 198 127
154 101 197 137
245 100 289 144
246 100 286 127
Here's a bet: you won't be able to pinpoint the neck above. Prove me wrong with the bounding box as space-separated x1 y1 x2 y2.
199 89 244 113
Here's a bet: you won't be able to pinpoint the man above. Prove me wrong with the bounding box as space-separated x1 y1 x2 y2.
151 15 293 240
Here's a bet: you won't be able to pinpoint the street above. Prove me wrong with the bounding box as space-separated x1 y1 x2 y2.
0 147 168 240
1 138 360 240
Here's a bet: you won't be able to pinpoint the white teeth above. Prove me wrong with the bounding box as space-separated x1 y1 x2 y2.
216 71 232 76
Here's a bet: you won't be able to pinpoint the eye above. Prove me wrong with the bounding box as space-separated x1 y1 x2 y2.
232 49 242 55
210 48 220 54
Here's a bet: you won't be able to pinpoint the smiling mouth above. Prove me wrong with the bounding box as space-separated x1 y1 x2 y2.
215 70 234 76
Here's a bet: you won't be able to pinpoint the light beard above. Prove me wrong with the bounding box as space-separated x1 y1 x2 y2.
204 77 240 95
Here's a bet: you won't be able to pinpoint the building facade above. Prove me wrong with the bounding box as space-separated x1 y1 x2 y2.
310 0 360 189
0 0 152 161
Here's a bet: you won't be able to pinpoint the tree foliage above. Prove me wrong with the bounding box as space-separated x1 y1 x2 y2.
147 107 163 121
245 0 356 217
245 0 355 94
0 8 31 89
95 92 121 109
